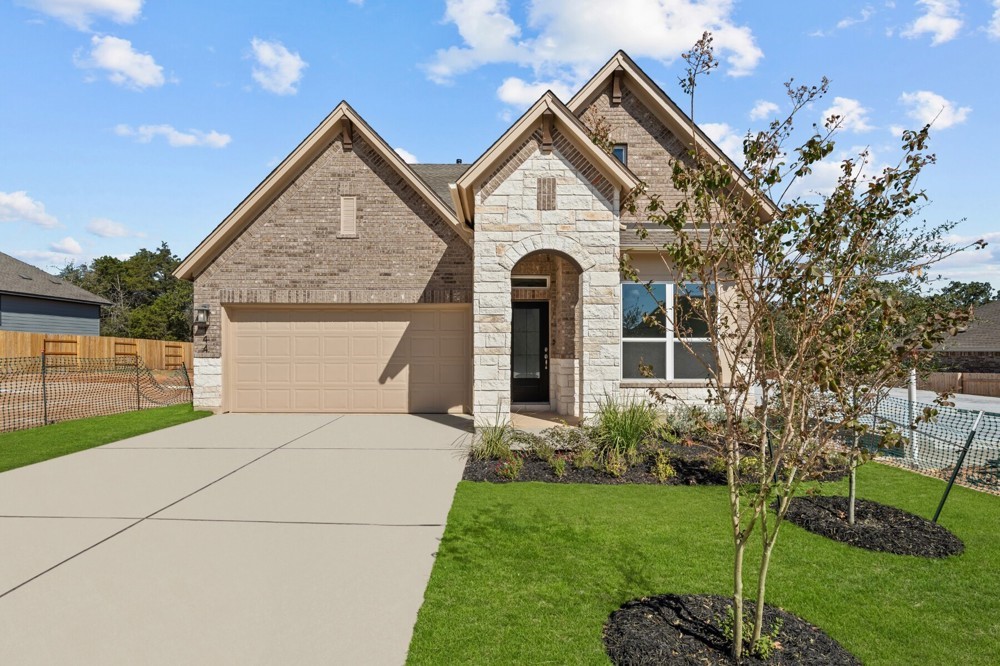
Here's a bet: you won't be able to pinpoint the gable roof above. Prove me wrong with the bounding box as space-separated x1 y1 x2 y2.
938 300 1000 352
411 163 470 211
568 50 775 221
0 251 110 306
453 91 641 225
174 102 471 281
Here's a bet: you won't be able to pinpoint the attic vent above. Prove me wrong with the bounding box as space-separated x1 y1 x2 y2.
340 195 357 237
18 273 33 280
537 176 556 211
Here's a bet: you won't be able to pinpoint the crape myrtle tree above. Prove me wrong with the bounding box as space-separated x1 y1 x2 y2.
616 34 981 660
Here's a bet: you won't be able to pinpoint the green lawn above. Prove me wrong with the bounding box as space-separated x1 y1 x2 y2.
408 465 1000 665
0 404 211 473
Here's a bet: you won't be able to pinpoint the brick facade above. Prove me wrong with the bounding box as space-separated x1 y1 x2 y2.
191 134 473 407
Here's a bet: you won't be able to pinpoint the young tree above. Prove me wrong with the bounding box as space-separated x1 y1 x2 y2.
619 34 980 659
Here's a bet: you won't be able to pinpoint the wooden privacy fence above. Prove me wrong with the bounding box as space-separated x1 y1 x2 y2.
919 372 1000 399
0 331 192 371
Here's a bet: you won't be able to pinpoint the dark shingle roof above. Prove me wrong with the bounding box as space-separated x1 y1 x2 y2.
938 300 1000 352
0 251 110 305
410 163 471 211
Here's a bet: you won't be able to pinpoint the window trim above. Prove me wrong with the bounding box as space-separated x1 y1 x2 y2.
512 275 550 289
620 281 712 381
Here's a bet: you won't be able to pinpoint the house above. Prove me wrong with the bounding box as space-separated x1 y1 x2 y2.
175 51 752 419
0 251 110 336
935 300 1000 373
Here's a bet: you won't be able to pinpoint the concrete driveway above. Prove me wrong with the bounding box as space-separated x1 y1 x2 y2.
0 413 472 665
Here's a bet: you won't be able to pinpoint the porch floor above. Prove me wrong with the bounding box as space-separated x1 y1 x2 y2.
509 410 581 431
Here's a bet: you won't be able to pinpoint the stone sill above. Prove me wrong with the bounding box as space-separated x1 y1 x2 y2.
620 380 713 389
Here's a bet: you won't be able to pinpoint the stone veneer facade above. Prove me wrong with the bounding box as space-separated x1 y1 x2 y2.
472 130 621 420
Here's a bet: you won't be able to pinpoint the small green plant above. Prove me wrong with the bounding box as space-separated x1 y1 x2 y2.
591 393 660 463
738 455 761 479
530 438 557 463
473 406 513 461
708 455 727 475
573 447 597 470
718 605 783 660
652 450 677 483
542 426 591 452
603 449 629 477
495 456 523 480
550 454 568 478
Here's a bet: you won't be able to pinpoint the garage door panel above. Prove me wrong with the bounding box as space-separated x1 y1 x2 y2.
229 306 470 413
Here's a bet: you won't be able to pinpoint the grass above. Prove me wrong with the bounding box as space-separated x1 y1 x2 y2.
408 464 1000 665
0 404 211 473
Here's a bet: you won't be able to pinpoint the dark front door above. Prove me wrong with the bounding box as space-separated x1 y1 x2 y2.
511 302 549 403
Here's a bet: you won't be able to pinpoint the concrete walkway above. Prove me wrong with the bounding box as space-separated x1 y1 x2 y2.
0 413 472 665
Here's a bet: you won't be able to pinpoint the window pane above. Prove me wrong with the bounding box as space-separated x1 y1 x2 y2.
612 144 627 165
675 283 715 339
623 342 666 379
674 341 716 379
622 283 666 338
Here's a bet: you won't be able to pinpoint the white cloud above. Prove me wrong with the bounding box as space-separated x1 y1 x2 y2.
394 147 418 163
18 0 142 31
496 76 576 108
250 38 307 95
14 250 80 270
701 122 744 163
115 124 232 148
0 191 59 228
823 97 874 132
50 236 83 255
749 99 779 121
988 0 1000 39
76 35 164 89
899 90 970 129
426 0 764 95
837 6 875 29
86 217 142 238
934 231 1000 287
902 0 962 45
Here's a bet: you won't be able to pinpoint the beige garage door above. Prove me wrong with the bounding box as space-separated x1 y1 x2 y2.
227 306 470 413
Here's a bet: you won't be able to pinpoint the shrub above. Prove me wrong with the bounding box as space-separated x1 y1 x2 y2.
718 605 783 660
652 450 677 483
550 454 567 478
541 426 591 452
495 456 523 480
603 449 629 477
591 393 660 463
573 447 597 470
472 408 513 461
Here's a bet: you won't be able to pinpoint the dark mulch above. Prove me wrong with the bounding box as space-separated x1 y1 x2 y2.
784 495 964 558
604 594 860 665
462 452 727 486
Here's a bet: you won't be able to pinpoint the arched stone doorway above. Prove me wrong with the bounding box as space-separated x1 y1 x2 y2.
510 250 583 416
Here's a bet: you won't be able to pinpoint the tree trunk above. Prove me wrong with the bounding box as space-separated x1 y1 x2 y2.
848 435 859 526
750 525 780 649
732 539 746 661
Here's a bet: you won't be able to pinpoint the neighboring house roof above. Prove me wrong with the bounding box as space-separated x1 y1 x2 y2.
174 102 472 281
568 50 776 223
938 300 1000 352
453 91 641 226
0 251 110 306
411 163 471 211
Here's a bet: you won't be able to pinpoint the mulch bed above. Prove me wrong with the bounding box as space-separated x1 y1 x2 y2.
604 594 860 665
462 452 728 486
783 495 964 558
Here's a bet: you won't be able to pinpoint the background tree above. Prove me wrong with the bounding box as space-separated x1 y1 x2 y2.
934 280 997 308
59 242 192 341
621 34 981 660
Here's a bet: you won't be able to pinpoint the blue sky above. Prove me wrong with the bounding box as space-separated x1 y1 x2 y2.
2 0 998 287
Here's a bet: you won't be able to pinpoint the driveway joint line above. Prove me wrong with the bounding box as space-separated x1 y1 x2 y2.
149 517 444 527
0 415 345 600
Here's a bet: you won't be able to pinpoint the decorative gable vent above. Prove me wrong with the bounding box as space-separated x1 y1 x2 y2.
537 177 556 211
340 195 357 237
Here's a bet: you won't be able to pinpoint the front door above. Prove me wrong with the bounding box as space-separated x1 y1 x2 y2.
511 302 549 403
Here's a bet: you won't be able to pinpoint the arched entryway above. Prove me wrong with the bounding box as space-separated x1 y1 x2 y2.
510 250 583 417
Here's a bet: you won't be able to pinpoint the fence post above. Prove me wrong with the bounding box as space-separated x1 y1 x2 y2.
40 351 48 426
181 361 193 403
908 369 919 463
135 355 141 412
933 411 984 523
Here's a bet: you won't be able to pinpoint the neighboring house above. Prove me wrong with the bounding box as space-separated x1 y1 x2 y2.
0 251 110 336
175 51 757 418
935 300 1000 373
